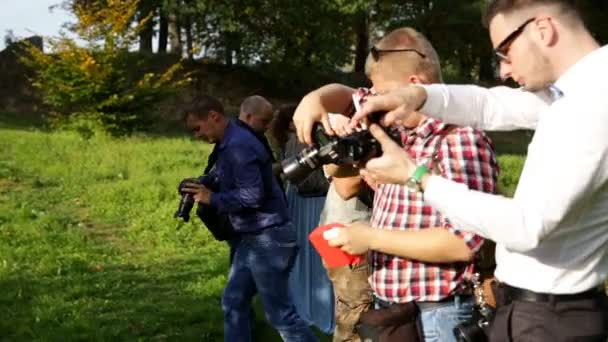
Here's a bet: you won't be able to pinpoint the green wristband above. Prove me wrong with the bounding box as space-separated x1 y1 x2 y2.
411 165 430 182
406 165 429 193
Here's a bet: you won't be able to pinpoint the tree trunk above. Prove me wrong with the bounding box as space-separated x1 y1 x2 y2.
353 12 369 72
139 21 154 53
184 15 193 60
223 32 234 66
168 13 182 55
138 3 154 53
158 12 168 53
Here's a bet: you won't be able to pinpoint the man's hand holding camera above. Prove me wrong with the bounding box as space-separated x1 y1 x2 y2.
350 85 427 128
294 92 335 145
181 182 212 205
360 124 417 187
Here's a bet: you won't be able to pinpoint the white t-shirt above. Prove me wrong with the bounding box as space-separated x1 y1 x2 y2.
319 182 371 225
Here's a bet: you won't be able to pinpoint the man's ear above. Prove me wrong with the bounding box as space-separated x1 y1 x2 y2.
535 17 558 47
208 110 221 121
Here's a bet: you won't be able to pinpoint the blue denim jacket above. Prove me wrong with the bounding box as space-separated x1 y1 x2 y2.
200 119 288 233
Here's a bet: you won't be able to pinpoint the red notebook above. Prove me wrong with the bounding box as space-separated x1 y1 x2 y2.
308 223 363 268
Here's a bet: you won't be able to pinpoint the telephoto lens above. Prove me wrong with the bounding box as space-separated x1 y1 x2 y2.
280 120 401 185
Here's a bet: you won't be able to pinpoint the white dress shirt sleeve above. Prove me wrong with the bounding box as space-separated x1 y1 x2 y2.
418 84 553 131
424 91 608 252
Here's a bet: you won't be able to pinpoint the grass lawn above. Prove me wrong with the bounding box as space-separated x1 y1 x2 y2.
0 119 526 341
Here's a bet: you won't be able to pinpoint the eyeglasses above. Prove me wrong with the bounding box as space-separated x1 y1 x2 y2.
370 46 426 61
494 17 536 61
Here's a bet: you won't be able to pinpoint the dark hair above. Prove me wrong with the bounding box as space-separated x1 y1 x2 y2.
183 95 224 120
482 0 579 28
270 104 297 149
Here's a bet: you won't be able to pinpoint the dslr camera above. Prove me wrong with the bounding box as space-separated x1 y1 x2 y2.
174 178 199 222
281 119 401 184
453 304 494 342
453 273 496 342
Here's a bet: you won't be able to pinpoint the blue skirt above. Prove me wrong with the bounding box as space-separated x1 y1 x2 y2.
287 186 335 334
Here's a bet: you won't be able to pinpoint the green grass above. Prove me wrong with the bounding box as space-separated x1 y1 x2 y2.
0 126 337 341
0 122 525 341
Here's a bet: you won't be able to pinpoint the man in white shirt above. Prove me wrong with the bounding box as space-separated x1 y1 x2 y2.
293 0 608 341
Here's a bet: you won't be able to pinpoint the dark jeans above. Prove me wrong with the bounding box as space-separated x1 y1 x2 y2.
222 222 318 342
490 284 608 341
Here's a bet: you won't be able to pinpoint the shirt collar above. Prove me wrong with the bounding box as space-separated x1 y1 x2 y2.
405 117 447 140
549 85 564 101
217 119 237 149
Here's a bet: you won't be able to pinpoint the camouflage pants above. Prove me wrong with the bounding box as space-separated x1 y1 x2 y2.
326 261 373 342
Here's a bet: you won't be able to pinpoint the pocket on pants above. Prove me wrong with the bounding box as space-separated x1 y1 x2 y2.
253 223 297 248
255 243 298 273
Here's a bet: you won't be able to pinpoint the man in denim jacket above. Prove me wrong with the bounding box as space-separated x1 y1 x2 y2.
182 95 317 342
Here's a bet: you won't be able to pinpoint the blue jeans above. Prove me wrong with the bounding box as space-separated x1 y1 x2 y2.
418 295 475 342
222 222 318 342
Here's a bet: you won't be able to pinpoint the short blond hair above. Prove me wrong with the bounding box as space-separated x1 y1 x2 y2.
365 27 442 83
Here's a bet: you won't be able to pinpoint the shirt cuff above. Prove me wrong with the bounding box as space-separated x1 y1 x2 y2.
418 84 447 116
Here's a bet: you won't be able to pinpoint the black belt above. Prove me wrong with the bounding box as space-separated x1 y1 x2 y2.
374 295 473 311
500 283 604 305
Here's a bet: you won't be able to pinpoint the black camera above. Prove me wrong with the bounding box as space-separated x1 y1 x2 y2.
453 305 495 342
175 178 198 222
453 273 496 342
281 121 401 184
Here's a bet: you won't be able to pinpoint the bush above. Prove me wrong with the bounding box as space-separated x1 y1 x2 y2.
20 0 190 137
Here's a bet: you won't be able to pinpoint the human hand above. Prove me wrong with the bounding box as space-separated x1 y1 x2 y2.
350 85 427 128
360 172 379 191
294 93 334 145
360 124 416 186
328 113 353 137
326 221 375 255
181 182 212 204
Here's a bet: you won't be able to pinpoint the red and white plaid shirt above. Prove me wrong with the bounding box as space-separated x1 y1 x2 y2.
369 117 499 303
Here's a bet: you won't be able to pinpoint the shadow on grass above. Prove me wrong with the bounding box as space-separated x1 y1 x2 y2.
0 257 227 341
0 255 333 342
0 112 48 131
251 299 333 342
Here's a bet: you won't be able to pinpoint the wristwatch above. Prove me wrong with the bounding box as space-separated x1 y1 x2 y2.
405 165 430 193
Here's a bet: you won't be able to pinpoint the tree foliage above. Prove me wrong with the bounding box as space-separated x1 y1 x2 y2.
160 0 606 79
21 0 190 137
20 0 608 123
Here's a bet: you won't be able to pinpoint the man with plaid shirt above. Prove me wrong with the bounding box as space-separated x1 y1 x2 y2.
293 27 499 341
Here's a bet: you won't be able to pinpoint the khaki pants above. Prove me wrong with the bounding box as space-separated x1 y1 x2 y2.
326 261 373 342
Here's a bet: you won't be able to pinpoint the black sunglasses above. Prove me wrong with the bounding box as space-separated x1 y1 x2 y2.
370 46 426 61
494 17 536 61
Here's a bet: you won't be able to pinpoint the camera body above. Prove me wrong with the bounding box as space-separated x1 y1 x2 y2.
174 178 198 222
453 304 494 342
453 273 496 342
281 121 401 184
